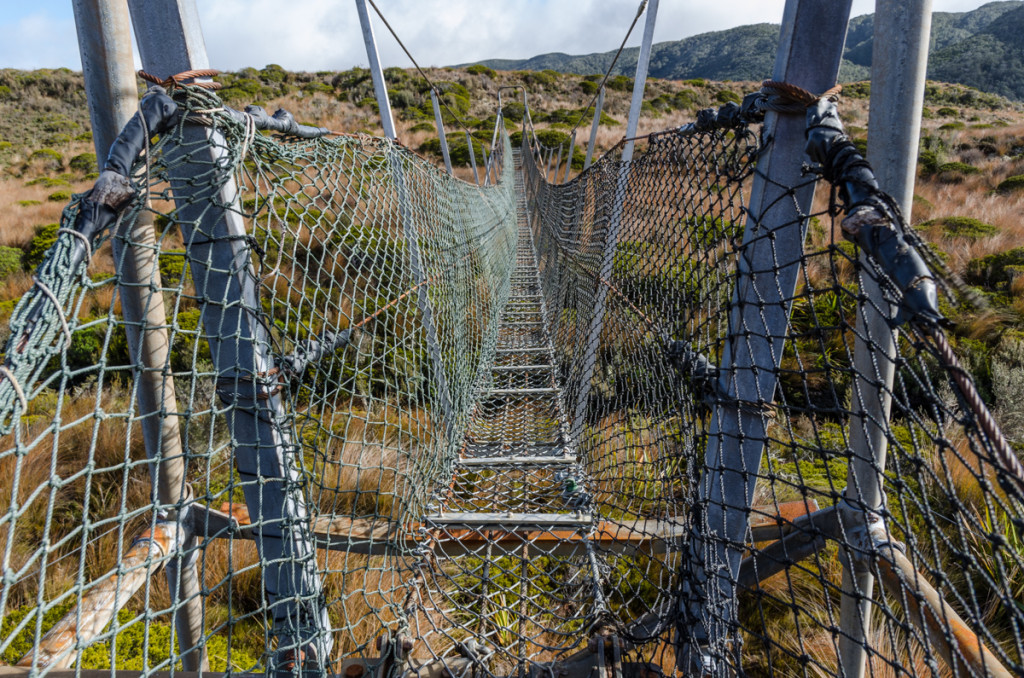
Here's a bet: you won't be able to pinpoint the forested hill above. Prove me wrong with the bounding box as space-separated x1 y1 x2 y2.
466 1 1024 101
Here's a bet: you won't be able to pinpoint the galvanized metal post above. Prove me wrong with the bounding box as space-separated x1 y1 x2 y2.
354 0 396 139
563 131 576 183
355 0 455 439
486 112 503 186
839 1 932 676
71 0 207 670
126 0 332 668
552 143 563 182
430 88 453 175
481 146 491 186
584 86 605 170
680 0 852 671
570 0 658 442
466 131 480 185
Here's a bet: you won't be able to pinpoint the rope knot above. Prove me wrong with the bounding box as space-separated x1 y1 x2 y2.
760 80 842 114
137 69 222 91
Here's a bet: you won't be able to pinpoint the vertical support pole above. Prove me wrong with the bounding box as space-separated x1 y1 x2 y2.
355 0 455 439
679 0 853 672
570 0 659 443
584 86 605 170
486 112 503 186
72 0 207 670
127 0 331 668
552 143 563 183
482 146 491 186
563 131 576 183
354 0 396 139
430 88 453 175
545 147 555 183
466 131 480 185
839 2 932 676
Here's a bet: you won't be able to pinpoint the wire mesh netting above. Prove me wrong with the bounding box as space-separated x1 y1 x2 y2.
0 79 1022 678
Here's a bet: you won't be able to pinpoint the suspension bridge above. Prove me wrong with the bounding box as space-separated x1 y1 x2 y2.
1 0 1023 677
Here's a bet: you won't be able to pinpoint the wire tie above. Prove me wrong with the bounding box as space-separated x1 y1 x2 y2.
32 276 73 349
0 366 28 413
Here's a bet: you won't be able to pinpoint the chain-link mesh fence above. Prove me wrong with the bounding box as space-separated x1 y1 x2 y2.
1 79 1023 678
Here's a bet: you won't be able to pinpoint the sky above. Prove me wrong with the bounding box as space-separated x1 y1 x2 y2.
0 1 1004 72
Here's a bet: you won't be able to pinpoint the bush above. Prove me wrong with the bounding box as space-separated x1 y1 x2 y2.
69 152 97 174
939 121 965 130
917 149 939 174
389 89 417 109
997 175 1024 194
715 90 741 104
48 189 72 202
501 102 526 122
580 80 599 95
844 81 870 99
0 85 11 101
607 75 633 92
923 216 998 239
935 161 980 182
159 249 189 285
26 148 63 172
17 199 41 207
466 64 496 78
0 247 22 279
409 121 434 133
967 247 1024 288
936 106 958 117
24 222 59 269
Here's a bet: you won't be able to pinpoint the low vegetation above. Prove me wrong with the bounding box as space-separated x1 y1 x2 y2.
2 64 1024 673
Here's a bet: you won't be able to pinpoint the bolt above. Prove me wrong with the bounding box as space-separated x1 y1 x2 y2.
346 665 365 678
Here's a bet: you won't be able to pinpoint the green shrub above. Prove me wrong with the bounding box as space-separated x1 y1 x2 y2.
48 189 72 202
967 247 1024 287
580 80 599 95
0 246 23 279
534 129 571 147
389 89 417 109
844 81 870 99
921 106 934 119
501 102 526 122
17 199 40 207
936 106 958 117
607 75 633 92
0 85 12 101
24 222 59 269
69 152 97 174
939 121 965 130
26 148 63 172
171 308 211 373
715 90 741 104
681 78 706 87
26 176 69 188
935 161 980 182
409 121 434 133
923 216 998 239
159 249 189 285
997 175 1024 194
466 64 496 78
917 149 939 174
302 81 333 95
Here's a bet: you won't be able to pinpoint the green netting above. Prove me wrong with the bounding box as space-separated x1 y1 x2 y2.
1 78 1023 678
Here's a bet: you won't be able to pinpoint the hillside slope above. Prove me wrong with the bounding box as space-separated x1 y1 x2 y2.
467 1 1024 99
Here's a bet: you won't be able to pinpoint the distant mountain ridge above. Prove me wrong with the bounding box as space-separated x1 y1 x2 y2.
464 1 1024 100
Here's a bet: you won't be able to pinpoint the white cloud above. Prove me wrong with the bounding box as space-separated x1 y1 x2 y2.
0 0 1006 71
